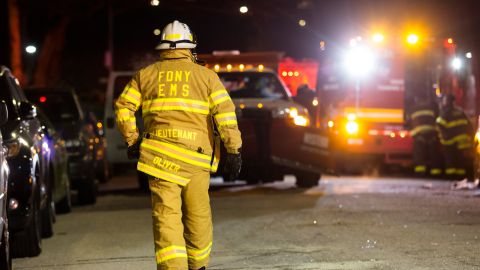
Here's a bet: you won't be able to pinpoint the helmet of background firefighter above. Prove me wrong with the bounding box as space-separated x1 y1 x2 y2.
156 20 197 50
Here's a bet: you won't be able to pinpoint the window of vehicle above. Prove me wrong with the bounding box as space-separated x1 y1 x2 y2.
219 72 287 99
26 92 80 123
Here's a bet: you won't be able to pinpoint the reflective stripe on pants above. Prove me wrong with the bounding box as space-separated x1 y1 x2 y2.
149 170 212 270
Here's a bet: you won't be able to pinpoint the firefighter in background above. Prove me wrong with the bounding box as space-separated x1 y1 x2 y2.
407 95 442 176
436 94 475 183
115 21 242 270
295 84 317 122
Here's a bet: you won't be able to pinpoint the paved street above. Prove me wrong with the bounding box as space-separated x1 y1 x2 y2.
13 173 480 270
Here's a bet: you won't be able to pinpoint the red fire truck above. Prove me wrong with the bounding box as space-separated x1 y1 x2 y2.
317 37 414 173
316 32 478 174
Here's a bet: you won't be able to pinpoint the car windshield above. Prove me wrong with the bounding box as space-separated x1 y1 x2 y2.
26 92 80 123
219 72 288 99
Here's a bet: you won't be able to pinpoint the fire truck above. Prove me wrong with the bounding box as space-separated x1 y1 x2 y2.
317 32 477 173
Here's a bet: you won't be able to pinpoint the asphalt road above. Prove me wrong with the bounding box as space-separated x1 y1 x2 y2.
13 173 480 270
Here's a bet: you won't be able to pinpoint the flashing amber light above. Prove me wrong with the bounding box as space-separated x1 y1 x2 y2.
346 121 359 135
97 122 103 129
399 132 406 138
447 38 453 44
226 64 232 71
258 64 265 72
281 71 287 77
239 103 245 109
39 96 47 103
327 120 334 128
239 64 245 71
390 132 396 138
257 103 263 109
312 98 319 106
288 71 293 77
214 64 220 72
294 71 299 77
406 34 419 45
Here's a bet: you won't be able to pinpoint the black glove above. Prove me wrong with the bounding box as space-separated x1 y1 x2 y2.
127 140 141 160
224 152 242 181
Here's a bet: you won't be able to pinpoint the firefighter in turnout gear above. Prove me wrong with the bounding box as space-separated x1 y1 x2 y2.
115 20 242 270
407 96 442 176
436 94 474 181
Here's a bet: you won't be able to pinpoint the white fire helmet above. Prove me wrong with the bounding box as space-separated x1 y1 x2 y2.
156 20 197 50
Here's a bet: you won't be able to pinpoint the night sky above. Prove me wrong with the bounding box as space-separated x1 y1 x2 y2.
2 0 480 103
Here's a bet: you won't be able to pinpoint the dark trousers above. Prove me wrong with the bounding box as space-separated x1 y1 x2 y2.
413 133 442 176
442 144 474 181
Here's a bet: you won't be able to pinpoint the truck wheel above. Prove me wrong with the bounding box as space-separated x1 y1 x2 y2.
295 172 321 188
11 197 42 258
78 175 98 205
137 171 150 192
0 222 11 270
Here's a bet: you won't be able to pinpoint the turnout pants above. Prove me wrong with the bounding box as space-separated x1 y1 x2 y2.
149 170 212 270
443 144 474 181
413 133 442 176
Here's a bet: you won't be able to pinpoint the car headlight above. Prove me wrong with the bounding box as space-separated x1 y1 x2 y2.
287 107 310 127
5 140 20 158
293 115 309 126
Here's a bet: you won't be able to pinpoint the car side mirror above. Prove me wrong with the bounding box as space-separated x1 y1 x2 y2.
0 101 8 126
18 101 37 120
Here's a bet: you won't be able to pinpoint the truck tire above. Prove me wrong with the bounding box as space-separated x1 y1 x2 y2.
78 175 98 205
295 171 321 188
137 171 150 192
0 222 11 270
11 197 42 258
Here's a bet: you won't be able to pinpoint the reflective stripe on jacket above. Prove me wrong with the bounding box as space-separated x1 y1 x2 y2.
436 107 473 147
409 103 437 137
115 49 242 184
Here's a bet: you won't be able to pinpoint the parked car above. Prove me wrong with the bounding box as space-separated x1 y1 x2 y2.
0 101 11 269
25 88 98 204
0 66 51 257
36 110 72 213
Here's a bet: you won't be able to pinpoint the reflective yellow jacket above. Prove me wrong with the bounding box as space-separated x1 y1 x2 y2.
115 49 242 186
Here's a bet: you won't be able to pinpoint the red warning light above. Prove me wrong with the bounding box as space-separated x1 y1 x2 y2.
39 96 47 103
